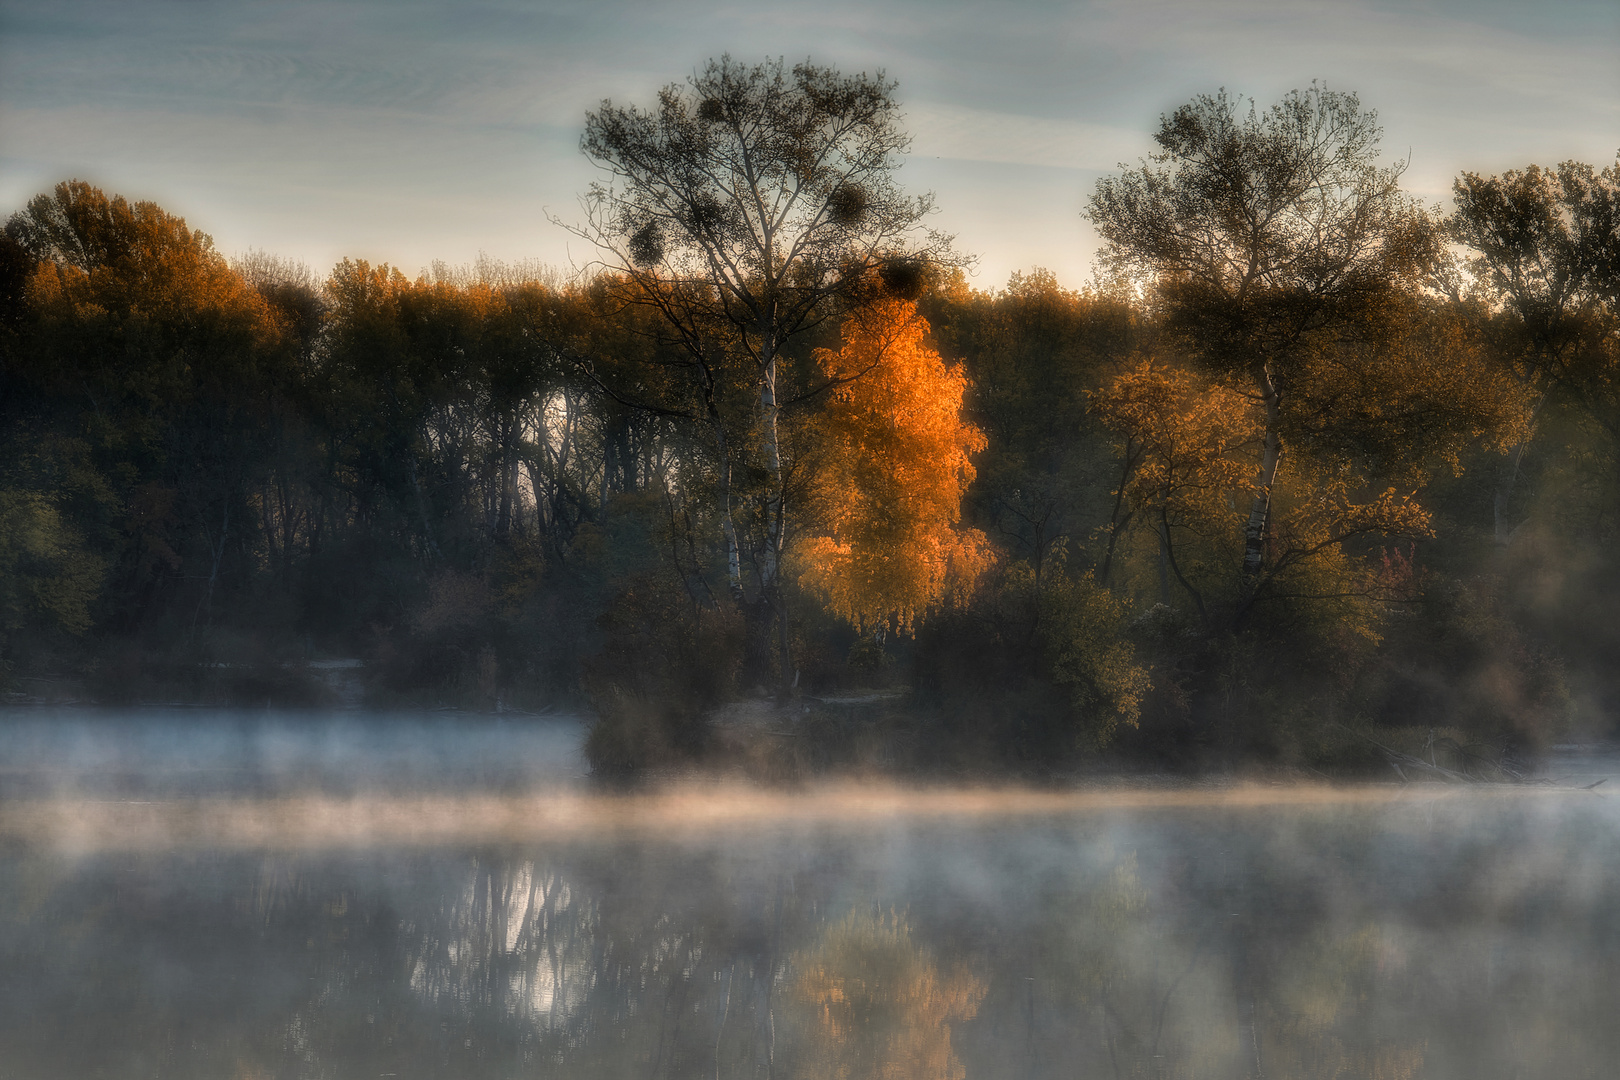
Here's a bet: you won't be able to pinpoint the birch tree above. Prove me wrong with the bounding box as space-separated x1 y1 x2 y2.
566 55 950 688
798 299 990 636
1086 86 1438 592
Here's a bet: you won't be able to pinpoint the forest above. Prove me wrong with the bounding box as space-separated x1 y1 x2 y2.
1 59 1617 778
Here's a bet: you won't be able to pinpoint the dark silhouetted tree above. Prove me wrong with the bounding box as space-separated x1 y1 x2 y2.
1447 158 1620 543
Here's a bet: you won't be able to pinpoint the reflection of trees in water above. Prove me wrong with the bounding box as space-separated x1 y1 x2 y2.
1259 926 1426 1080
253 849 1436 1079
403 859 588 1026
5 808 1620 1079
1018 851 1426 1080
786 908 985 1080
344 847 796 1078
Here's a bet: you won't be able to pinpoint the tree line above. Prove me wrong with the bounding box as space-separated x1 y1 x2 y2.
1 57 1616 773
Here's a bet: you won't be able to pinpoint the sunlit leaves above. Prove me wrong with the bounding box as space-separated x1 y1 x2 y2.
1090 359 1257 533
798 300 991 634
14 181 280 411
1090 359 1436 629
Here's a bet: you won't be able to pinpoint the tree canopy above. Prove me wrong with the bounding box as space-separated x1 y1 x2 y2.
798 299 990 634
569 56 954 690
3 86 1616 774
1087 87 1450 592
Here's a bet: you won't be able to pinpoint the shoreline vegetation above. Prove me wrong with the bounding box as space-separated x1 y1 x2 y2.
2 61 1617 785
0 676 1587 788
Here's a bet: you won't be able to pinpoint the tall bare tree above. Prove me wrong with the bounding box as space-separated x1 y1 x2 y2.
564 55 951 687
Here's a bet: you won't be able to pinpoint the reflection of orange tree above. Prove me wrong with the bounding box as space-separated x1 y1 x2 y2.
786 909 985 1080
1264 925 1426 1080
796 299 992 638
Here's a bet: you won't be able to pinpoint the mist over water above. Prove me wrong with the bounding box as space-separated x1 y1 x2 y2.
3 712 1619 1079
0 707 589 798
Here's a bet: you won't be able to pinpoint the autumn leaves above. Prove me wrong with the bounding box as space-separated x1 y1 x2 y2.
1090 358 1436 633
798 300 990 636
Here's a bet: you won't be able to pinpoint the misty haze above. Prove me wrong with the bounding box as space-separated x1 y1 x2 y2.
3 2 1619 1077
4 711 1620 1078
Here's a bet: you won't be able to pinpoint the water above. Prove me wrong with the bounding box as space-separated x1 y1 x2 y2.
2 711 1618 1080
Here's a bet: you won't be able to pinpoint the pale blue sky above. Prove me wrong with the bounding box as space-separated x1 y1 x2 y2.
2 0 1615 288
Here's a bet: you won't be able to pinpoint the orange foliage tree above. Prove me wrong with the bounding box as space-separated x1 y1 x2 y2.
10 181 286 637
798 300 991 634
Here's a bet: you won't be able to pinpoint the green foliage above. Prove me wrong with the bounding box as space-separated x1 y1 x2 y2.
0 489 104 678
1025 561 1151 746
912 553 1148 762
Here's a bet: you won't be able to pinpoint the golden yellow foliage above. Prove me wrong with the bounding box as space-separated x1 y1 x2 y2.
789 909 985 1080
22 182 279 368
1091 360 1437 630
1089 359 1257 528
799 300 991 633
1269 464 1433 572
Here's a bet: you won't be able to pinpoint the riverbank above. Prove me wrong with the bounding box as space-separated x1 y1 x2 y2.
2 683 1600 791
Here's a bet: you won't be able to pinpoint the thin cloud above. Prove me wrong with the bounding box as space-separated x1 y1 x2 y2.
906 102 1151 172
1 0 1614 290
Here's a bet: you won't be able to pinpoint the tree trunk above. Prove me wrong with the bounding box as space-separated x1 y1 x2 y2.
494 414 515 541
714 427 745 605
1493 393 1545 547
758 343 784 591
756 334 793 695
1157 510 1172 605
701 369 745 607
1241 366 1282 585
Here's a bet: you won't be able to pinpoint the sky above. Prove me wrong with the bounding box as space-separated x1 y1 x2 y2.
1 0 1616 291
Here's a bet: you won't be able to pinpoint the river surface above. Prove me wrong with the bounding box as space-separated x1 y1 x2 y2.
2 709 1618 1080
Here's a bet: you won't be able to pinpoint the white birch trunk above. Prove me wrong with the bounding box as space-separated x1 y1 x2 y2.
1241 366 1283 584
